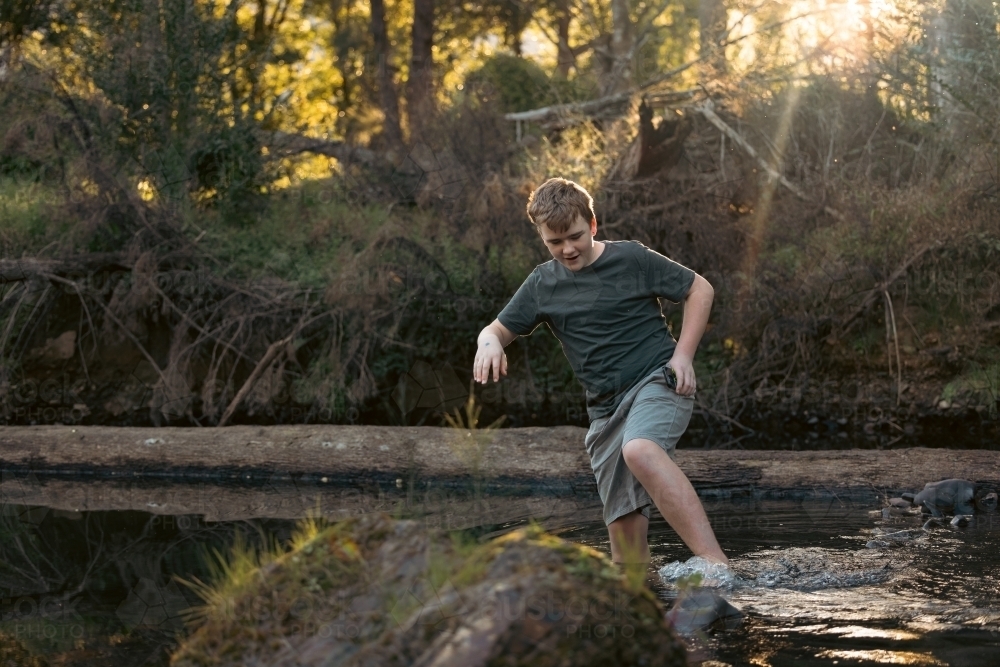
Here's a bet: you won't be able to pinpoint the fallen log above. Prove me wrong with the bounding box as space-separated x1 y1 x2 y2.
1 426 998 494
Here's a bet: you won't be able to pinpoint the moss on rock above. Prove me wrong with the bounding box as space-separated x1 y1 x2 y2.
171 513 687 666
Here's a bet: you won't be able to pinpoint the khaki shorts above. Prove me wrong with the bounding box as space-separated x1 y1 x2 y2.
584 365 694 526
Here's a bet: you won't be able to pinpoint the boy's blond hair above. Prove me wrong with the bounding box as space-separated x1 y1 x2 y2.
526 178 595 234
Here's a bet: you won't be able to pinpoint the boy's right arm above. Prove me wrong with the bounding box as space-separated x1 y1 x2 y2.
474 319 517 384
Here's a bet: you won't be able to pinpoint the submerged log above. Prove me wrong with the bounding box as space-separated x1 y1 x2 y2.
0 425 592 484
0 475 605 526
1 425 999 494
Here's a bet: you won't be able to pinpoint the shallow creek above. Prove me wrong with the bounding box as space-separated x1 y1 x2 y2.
1 474 998 666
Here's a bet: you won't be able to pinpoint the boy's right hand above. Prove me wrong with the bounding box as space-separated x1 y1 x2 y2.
474 334 508 383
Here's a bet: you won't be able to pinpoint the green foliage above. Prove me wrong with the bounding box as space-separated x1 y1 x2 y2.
205 182 365 285
2 0 288 226
0 0 53 47
464 53 556 113
0 178 65 251
941 360 1000 415
4 0 1000 433
443 388 506 431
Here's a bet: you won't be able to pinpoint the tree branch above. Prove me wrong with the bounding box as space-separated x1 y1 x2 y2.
257 130 380 166
696 99 846 222
217 334 292 427
504 9 826 127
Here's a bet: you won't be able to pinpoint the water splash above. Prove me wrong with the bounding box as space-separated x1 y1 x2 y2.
659 547 905 593
657 556 743 592
730 547 903 591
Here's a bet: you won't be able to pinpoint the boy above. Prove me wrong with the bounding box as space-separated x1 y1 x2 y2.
473 178 728 568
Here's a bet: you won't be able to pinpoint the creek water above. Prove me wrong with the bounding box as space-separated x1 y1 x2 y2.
1 474 998 666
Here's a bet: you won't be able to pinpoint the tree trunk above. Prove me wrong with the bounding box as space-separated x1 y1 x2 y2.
555 0 574 77
604 0 634 95
407 0 435 134
502 0 531 56
329 0 355 126
925 4 945 115
604 99 691 182
699 0 728 77
936 0 996 130
369 0 404 148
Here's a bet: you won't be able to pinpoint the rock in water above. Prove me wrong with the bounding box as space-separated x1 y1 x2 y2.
171 513 688 667
666 588 743 635
658 557 743 635
914 478 976 516
922 517 946 531
977 492 998 512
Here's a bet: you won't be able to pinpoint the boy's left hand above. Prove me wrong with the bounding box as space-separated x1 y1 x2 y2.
667 354 697 396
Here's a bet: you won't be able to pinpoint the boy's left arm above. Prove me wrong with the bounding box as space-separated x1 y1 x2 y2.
668 273 714 396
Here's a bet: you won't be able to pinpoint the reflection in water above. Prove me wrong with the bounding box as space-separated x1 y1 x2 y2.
0 475 999 666
816 625 921 640
0 486 293 666
572 498 1000 666
815 649 947 665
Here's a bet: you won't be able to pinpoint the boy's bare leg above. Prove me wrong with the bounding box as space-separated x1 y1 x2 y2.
608 510 650 584
621 438 729 564
608 510 650 564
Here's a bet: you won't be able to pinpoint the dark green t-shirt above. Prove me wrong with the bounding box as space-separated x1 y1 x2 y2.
498 240 696 420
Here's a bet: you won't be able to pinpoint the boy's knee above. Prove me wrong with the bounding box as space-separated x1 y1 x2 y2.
622 438 657 468
609 509 645 533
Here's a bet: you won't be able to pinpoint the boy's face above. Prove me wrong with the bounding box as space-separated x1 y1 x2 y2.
538 215 600 271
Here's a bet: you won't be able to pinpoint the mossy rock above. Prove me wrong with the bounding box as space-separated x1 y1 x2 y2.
171 513 687 666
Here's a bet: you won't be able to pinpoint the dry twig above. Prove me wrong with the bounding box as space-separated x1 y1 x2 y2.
217 334 294 427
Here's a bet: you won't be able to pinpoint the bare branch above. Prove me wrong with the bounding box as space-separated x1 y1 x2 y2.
696 99 846 222
217 334 293 427
257 130 380 165
505 9 827 127
43 273 171 391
